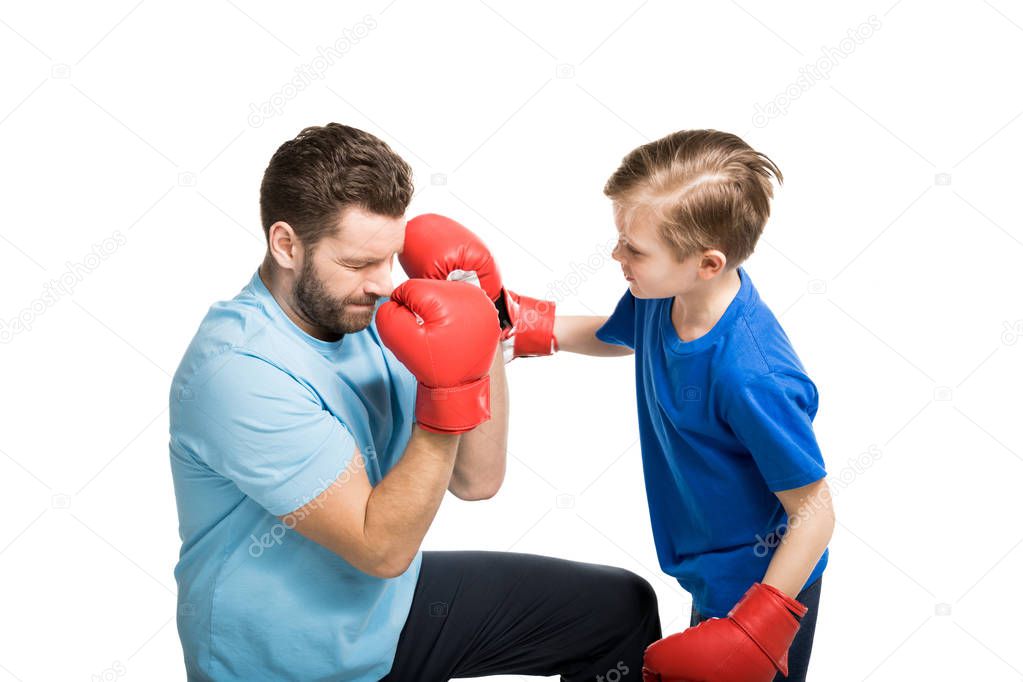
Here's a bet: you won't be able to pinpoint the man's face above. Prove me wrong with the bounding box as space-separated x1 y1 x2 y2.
293 206 405 336
610 203 702 299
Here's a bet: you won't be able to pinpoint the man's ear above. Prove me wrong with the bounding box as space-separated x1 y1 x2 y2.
267 221 300 271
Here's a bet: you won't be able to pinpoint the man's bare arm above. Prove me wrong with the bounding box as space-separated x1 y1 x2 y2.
287 427 460 579
448 342 508 500
554 315 633 356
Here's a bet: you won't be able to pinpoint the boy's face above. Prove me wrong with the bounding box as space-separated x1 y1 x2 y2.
611 203 705 299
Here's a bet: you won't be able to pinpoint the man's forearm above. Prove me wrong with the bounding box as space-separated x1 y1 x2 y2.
554 315 633 356
363 427 460 576
449 342 508 499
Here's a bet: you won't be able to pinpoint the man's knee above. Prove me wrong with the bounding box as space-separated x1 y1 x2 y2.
605 568 659 629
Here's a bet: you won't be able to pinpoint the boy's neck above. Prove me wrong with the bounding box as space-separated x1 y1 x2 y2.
670 268 742 343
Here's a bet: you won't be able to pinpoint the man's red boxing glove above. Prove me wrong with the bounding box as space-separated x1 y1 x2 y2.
400 213 557 362
399 213 504 300
642 582 808 682
376 279 501 434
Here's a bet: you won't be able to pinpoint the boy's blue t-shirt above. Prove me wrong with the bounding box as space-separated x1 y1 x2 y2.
596 266 828 617
169 270 419 681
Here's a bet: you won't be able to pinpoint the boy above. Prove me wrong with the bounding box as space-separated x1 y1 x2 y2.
554 130 835 681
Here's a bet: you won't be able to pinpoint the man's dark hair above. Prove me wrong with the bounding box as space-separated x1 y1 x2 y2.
259 123 414 250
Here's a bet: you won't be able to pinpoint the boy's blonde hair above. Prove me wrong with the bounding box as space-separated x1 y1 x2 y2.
603 130 782 266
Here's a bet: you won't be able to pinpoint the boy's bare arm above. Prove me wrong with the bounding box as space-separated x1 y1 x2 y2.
554 315 633 356
761 478 835 598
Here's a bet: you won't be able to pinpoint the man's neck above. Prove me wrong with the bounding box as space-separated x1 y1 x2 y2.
670 268 741 343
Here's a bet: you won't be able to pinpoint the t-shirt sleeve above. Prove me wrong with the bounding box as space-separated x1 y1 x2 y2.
595 290 638 349
723 371 827 492
175 351 357 516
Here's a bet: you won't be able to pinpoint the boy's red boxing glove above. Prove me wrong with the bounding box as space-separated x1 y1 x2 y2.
642 582 808 682
376 279 501 434
399 213 557 362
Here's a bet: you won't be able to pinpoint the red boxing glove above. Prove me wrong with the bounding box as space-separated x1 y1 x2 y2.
642 583 808 682
400 213 557 362
376 279 501 434
501 289 557 359
400 213 504 300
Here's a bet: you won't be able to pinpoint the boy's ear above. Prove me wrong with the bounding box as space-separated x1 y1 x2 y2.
697 250 729 278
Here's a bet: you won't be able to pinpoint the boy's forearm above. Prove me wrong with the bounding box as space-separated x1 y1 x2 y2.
448 342 508 500
761 497 835 599
553 315 633 356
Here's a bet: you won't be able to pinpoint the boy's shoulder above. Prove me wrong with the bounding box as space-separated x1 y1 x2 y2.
717 285 814 391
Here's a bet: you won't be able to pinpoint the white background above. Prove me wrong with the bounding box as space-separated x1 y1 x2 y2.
2 1 1022 680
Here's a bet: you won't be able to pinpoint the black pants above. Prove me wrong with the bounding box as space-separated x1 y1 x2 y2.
381 551 662 682
689 576 823 682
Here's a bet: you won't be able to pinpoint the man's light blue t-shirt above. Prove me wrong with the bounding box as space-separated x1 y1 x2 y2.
596 266 828 617
169 270 419 681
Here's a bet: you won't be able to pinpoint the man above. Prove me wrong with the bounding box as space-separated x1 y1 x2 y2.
169 123 660 681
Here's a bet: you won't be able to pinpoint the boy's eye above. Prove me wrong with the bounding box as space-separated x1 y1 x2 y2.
617 238 640 256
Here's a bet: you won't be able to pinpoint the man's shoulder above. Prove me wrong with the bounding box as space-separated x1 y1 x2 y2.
171 291 297 403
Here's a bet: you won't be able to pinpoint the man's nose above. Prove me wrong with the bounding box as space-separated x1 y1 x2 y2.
365 266 394 299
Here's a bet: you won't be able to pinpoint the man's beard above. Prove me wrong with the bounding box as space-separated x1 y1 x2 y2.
293 258 377 337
